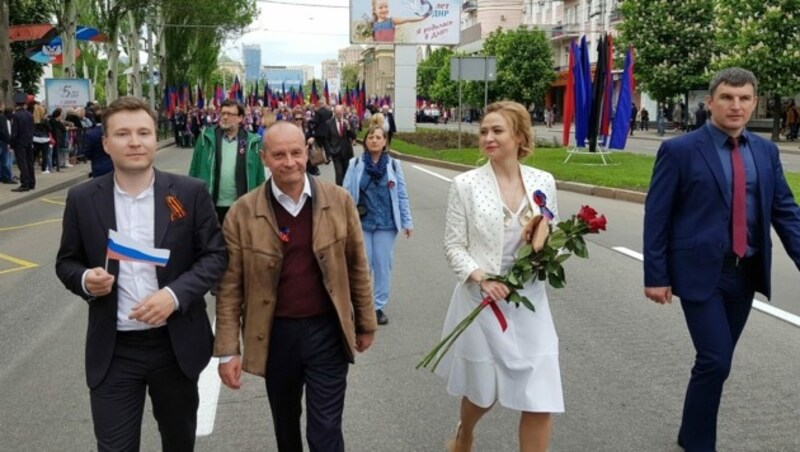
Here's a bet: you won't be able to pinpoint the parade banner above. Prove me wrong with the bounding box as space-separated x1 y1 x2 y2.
44 78 90 115
350 0 461 45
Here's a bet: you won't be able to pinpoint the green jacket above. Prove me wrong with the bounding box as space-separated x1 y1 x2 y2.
189 126 265 204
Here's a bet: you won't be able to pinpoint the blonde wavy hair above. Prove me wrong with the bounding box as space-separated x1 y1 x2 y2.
33 104 46 124
484 101 534 160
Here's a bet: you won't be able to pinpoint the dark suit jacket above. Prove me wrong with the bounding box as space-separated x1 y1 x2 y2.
0 115 9 146
81 126 112 178
313 106 332 140
56 169 228 388
10 108 34 149
644 126 800 301
325 117 356 159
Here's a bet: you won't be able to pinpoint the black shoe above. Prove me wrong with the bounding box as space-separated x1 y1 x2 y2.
376 309 388 325
11 186 30 192
0 179 15 184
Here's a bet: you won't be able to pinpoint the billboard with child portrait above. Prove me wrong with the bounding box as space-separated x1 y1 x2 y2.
350 0 461 45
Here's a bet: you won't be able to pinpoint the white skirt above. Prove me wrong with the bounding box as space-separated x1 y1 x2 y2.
435 279 564 413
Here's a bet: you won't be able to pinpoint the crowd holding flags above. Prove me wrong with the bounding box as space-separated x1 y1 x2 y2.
561 33 636 151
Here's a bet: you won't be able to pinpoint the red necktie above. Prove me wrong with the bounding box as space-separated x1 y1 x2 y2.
338 120 344 137
728 136 747 258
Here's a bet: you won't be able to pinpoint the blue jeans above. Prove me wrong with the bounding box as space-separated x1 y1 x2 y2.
0 144 12 181
362 229 398 311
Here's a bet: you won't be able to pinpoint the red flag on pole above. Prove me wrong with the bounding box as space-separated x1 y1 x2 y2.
562 41 576 147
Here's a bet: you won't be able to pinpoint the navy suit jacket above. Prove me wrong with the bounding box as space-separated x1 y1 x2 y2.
56 169 228 388
644 126 800 301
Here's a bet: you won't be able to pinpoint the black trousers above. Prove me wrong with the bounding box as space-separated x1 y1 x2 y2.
90 327 199 452
330 152 350 186
14 145 35 188
266 314 349 452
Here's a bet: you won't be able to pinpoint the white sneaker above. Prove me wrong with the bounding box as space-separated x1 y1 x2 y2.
42 170 50 174
65 163 74 168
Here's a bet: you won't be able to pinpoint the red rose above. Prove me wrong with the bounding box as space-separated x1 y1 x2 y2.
576 205 598 223
586 214 607 233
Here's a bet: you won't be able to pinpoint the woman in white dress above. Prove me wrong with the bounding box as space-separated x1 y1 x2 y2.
437 101 564 452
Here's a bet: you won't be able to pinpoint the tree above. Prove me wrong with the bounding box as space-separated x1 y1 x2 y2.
417 47 452 101
161 0 256 88
341 64 360 92
0 0 12 104
616 0 717 104
713 0 800 140
7 0 50 95
473 26 555 107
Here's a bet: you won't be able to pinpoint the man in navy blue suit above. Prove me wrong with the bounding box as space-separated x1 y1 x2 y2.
644 67 800 452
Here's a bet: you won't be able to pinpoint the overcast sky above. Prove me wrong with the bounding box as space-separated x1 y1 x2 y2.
224 0 353 78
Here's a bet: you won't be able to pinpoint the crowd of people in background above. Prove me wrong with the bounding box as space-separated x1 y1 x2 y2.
0 94 105 192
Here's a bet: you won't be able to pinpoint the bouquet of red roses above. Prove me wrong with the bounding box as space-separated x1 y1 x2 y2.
416 204 607 372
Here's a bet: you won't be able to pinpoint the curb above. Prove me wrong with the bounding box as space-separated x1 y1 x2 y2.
0 140 176 212
387 150 649 205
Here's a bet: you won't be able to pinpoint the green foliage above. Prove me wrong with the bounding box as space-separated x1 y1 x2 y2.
473 26 555 106
341 64 359 91
9 0 50 94
616 0 716 102
163 0 257 86
417 47 454 105
712 0 800 97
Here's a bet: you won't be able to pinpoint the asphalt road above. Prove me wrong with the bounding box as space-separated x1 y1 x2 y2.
1 145 798 451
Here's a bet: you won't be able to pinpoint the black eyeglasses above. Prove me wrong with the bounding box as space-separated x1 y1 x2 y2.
293 117 304 121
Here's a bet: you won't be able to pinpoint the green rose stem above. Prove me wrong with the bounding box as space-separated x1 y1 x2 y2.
415 296 491 371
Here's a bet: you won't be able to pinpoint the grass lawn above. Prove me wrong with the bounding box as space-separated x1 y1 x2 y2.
391 138 800 196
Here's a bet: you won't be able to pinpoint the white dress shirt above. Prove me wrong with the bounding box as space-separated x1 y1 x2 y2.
81 175 178 330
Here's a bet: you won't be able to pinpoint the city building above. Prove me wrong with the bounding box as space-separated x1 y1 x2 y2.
321 59 339 82
458 0 526 53
242 44 262 82
361 45 395 100
338 45 364 69
262 66 305 92
218 54 245 82
286 65 315 83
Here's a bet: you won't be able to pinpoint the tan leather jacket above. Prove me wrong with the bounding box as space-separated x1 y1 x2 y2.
214 178 376 377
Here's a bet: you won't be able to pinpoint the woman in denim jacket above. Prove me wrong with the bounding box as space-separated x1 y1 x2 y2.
343 124 413 325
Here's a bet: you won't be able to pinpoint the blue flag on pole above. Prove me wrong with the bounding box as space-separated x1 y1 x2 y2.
609 48 634 150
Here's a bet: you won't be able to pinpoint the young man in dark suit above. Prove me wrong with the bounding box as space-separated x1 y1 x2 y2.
56 96 228 451
644 67 800 451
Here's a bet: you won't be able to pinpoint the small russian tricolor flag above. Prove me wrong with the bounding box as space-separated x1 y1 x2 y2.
107 230 171 267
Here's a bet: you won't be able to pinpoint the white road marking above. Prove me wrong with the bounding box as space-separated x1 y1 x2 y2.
412 165 453 182
612 246 800 328
196 319 221 437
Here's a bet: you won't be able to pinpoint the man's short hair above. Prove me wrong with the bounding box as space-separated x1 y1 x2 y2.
101 96 157 135
221 99 244 116
709 67 758 97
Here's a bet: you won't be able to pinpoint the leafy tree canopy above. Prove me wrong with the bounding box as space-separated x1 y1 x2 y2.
616 0 716 102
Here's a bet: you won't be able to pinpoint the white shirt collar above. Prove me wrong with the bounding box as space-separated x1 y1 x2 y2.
270 175 312 217
113 173 155 199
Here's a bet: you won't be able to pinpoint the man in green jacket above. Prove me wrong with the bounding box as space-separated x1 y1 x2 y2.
189 99 266 222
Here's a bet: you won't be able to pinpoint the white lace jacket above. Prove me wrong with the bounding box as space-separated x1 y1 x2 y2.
443 163 559 283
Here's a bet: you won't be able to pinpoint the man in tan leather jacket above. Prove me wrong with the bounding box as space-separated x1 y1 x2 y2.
214 121 377 452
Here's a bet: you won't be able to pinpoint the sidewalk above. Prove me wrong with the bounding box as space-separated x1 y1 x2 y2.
0 139 175 213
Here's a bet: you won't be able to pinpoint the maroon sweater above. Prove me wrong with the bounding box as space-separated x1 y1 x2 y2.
271 196 334 318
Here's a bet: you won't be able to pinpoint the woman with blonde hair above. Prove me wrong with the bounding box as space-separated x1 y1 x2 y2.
32 104 53 174
437 100 563 452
